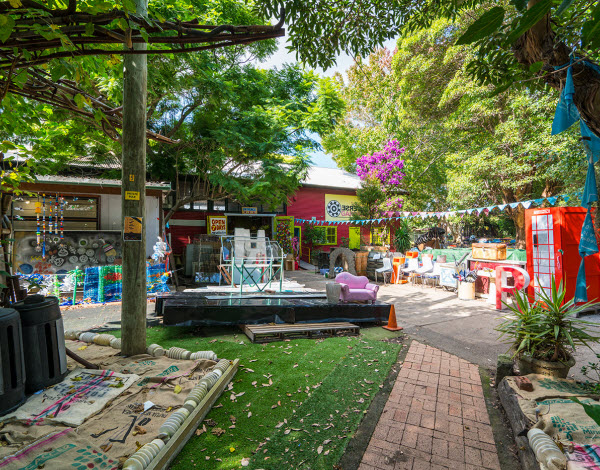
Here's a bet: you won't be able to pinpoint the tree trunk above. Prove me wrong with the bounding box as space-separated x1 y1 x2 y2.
121 0 148 356
513 0 600 136
508 205 526 249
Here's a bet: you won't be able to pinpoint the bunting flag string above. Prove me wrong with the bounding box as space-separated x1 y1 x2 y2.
293 193 573 225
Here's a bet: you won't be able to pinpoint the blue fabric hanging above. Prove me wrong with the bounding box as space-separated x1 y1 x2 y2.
582 158 599 206
575 210 599 303
581 120 600 164
552 57 580 135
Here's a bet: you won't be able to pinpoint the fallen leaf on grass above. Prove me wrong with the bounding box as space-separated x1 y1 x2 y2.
317 446 323 454
324 450 330 455
236 392 245 397
252 381 257 387
275 422 284 428
244 369 254 373
323 439 331 445
204 419 216 427
211 428 225 437
241 458 250 466
247 412 252 418
249 359 257 363
196 425 207 436
293 364 298 368
364 379 374 385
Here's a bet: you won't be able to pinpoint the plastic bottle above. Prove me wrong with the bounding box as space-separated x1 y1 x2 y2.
527 429 567 470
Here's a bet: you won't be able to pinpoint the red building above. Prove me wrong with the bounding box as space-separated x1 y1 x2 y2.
165 167 389 258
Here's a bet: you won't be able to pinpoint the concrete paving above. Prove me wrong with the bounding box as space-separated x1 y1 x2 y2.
286 270 600 382
61 300 157 332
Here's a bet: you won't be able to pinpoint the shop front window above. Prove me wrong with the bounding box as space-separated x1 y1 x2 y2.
12 195 99 231
315 226 337 245
212 200 226 211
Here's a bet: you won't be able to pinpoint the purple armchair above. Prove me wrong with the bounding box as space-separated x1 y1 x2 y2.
335 272 379 303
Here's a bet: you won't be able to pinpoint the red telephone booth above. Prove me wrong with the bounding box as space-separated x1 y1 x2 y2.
525 207 600 303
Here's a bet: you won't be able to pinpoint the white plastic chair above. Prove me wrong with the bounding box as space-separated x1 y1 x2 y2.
423 261 441 288
401 257 419 283
413 256 434 286
375 257 394 284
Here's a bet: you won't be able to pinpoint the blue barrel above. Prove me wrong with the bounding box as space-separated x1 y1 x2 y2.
12 295 67 393
0 308 25 415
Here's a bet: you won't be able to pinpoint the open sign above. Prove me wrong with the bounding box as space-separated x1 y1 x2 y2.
208 216 227 235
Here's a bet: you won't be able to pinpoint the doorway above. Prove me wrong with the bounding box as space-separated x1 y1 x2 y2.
349 227 361 249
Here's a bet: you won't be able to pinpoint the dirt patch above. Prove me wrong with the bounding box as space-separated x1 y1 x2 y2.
480 370 523 470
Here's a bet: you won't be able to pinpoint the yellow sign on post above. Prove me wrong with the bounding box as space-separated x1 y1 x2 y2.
125 191 140 201
123 216 142 241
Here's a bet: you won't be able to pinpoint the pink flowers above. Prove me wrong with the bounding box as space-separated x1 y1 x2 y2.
356 139 406 186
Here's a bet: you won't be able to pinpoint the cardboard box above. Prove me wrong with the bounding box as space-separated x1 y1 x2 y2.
471 243 507 260
284 259 295 271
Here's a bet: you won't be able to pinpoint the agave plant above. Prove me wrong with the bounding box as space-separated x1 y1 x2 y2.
496 276 600 362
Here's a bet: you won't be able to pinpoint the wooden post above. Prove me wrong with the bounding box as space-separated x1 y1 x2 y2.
121 0 148 356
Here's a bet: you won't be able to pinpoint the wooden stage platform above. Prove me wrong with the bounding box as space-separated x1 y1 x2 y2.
156 292 390 327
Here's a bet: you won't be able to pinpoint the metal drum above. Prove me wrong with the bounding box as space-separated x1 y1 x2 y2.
12 295 67 393
0 308 25 415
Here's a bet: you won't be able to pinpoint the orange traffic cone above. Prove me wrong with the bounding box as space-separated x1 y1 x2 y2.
383 305 403 331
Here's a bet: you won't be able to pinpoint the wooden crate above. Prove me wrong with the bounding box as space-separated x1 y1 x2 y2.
355 252 368 275
471 243 507 260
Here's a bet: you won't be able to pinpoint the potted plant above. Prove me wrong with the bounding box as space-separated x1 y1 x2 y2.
495 276 600 378
393 219 412 254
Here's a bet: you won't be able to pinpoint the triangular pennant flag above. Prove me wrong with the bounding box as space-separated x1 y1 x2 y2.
533 198 545 206
522 201 532 209
509 202 519 209
563 195 570 203
546 196 558 206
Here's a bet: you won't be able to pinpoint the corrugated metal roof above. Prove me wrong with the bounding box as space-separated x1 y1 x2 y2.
35 175 171 190
302 167 360 190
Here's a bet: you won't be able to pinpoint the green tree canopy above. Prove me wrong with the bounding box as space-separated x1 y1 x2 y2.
261 0 600 136
322 18 586 247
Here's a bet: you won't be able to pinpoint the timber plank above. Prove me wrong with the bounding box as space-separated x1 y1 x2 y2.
146 359 239 470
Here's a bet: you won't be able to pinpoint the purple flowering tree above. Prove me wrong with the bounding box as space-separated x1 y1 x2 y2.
355 139 406 216
352 140 407 246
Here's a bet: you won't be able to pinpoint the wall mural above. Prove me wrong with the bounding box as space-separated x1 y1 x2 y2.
14 231 122 275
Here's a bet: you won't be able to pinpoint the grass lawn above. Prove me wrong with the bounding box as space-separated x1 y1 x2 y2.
118 325 403 469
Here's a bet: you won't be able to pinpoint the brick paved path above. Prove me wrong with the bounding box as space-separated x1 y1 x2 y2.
359 341 501 470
